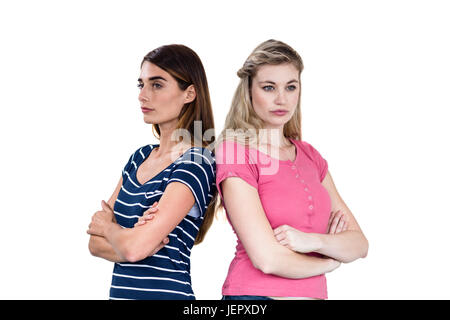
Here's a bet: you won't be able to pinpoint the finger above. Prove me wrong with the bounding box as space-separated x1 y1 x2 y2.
273 227 283 236
336 216 345 233
274 225 289 234
151 237 169 255
329 211 343 234
151 243 165 255
326 210 338 233
87 227 99 236
146 201 159 211
342 220 349 232
134 220 146 227
101 200 113 214
147 207 159 213
327 213 338 234
275 232 286 241
330 213 342 234
143 214 155 221
144 206 159 215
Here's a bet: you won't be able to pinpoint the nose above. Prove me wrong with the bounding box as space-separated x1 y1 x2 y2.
138 88 149 104
274 89 287 105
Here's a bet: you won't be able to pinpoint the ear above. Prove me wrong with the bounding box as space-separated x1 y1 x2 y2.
184 84 196 104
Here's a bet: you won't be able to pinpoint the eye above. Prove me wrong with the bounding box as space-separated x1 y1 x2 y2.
286 85 297 91
262 85 275 92
152 82 162 89
137 82 143 89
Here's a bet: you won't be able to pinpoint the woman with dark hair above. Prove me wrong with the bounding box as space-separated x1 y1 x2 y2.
87 44 217 300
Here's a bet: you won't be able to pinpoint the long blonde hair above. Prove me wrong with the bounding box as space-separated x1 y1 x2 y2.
219 39 304 146
214 40 304 215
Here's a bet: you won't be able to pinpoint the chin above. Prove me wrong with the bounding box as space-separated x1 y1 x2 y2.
142 115 157 124
264 120 289 129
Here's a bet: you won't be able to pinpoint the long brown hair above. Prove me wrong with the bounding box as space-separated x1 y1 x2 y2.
141 44 217 244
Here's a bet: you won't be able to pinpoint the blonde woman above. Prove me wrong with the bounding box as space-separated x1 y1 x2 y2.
215 39 368 300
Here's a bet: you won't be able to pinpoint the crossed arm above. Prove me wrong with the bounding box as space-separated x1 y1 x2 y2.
274 171 369 264
87 176 195 263
218 170 368 279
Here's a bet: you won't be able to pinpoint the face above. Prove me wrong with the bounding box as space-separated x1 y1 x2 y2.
138 61 195 128
250 63 300 130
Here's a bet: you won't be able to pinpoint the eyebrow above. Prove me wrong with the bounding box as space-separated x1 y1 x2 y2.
137 76 168 82
258 79 299 84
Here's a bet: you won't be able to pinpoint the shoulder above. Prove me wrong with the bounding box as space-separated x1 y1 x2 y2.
171 147 216 178
294 140 325 161
215 139 247 154
215 139 257 165
295 139 329 181
127 144 156 160
177 147 215 167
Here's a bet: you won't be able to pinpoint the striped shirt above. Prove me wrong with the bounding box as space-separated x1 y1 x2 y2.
109 144 216 300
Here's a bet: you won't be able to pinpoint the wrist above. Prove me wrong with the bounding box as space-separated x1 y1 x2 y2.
323 258 339 273
104 221 119 241
311 233 324 252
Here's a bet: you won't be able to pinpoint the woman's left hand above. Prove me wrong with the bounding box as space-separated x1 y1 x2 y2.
87 200 114 237
326 209 348 234
273 224 321 253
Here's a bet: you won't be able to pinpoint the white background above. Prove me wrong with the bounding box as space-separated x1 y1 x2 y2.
1 0 449 299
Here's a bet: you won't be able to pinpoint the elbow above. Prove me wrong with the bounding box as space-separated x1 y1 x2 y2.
120 232 163 262
358 235 369 259
345 237 369 263
361 238 369 259
253 260 274 275
88 237 100 257
249 243 287 275
122 246 147 263
251 254 277 275
257 262 276 275
122 239 156 263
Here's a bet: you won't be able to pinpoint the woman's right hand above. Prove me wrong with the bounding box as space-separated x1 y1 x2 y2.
134 201 170 254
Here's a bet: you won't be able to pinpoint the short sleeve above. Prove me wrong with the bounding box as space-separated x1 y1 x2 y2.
215 140 259 200
121 145 153 184
121 150 138 183
167 148 216 218
300 141 328 182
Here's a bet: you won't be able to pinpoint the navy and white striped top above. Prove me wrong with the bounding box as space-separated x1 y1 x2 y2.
109 144 216 300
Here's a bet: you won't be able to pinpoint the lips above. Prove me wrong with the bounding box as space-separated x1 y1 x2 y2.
270 109 288 116
141 107 154 113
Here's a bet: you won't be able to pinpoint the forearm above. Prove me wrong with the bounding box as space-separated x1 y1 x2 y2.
314 230 369 263
104 222 161 263
259 243 339 279
88 235 127 263
103 223 138 262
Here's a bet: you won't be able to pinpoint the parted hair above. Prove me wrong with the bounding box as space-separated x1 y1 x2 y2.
219 39 304 146
141 45 217 245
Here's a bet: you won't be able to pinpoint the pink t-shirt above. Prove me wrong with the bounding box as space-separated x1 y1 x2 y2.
215 138 331 299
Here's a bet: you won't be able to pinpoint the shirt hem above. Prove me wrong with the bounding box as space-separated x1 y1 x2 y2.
222 286 328 300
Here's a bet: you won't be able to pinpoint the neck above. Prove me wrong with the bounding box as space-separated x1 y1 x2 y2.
155 121 191 156
259 127 290 148
156 122 181 155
